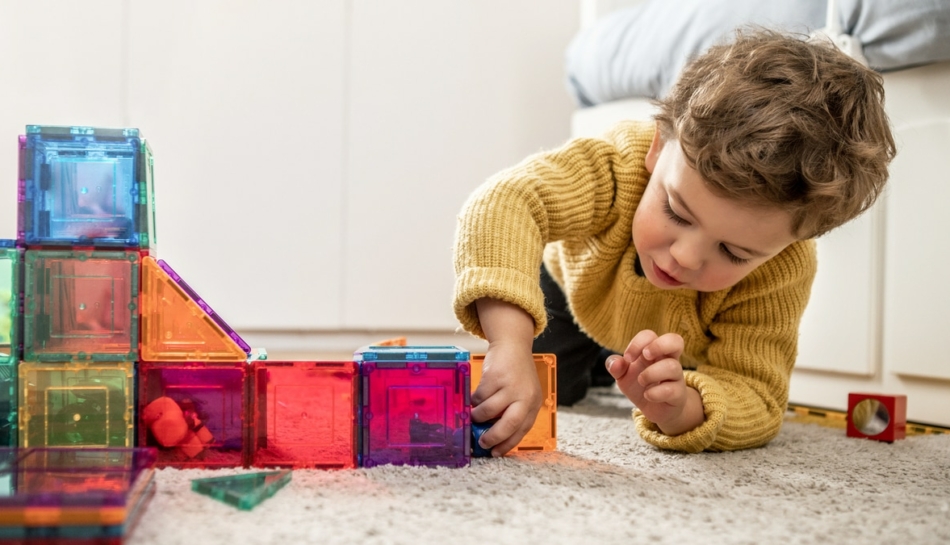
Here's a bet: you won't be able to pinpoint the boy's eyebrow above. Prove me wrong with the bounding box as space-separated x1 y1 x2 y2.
669 188 769 258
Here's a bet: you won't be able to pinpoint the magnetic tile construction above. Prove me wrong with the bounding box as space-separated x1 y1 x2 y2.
0 447 156 544
0 125 558 539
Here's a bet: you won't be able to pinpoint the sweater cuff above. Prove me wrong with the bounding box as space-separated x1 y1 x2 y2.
632 370 728 453
453 266 547 339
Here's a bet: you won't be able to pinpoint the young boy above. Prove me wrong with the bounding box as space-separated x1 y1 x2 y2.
453 29 896 456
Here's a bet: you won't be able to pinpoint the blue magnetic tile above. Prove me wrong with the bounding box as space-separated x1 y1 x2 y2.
354 345 470 363
17 125 155 249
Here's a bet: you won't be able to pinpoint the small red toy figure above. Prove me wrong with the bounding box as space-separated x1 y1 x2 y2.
142 396 215 457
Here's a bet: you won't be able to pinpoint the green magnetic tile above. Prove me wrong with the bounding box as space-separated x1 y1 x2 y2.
0 246 19 367
191 470 291 511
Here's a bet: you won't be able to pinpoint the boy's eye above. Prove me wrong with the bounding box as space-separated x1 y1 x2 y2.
720 244 751 265
662 200 690 226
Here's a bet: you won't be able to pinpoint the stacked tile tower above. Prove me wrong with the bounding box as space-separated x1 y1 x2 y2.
0 125 556 473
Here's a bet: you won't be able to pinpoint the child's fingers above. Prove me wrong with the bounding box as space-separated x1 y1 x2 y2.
470 375 504 407
643 380 685 404
470 391 506 424
641 333 684 361
637 358 683 387
604 354 630 379
623 330 658 362
478 403 530 455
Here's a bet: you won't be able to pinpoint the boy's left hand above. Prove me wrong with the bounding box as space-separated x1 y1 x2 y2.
606 329 704 436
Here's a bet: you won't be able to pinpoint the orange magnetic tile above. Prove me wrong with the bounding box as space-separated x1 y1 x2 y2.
471 354 557 452
139 256 247 362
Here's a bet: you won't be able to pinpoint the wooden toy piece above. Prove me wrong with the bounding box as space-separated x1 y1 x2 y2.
372 336 408 347
847 393 907 442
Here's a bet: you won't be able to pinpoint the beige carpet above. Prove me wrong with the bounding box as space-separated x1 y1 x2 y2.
127 388 950 545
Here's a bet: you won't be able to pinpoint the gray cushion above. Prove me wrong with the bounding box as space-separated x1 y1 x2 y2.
566 0 950 105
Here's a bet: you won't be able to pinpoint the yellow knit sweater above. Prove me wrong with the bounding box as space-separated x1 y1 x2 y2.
453 120 817 453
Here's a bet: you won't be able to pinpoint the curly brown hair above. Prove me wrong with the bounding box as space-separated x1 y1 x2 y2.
654 28 896 238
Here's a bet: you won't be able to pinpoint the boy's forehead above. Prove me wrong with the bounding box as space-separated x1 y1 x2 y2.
658 150 796 248
662 138 789 215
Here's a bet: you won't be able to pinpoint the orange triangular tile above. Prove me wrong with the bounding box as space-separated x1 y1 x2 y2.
140 256 248 362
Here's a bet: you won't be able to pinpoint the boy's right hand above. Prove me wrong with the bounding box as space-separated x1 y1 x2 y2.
471 298 542 457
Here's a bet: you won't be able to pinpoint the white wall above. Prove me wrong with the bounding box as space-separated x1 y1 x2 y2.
0 1 579 352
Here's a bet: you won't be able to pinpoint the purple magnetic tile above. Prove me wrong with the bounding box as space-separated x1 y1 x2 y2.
138 363 247 468
155 259 251 354
16 136 27 244
360 361 471 468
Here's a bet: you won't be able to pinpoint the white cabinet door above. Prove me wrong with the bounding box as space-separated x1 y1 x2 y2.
127 1 347 330
881 77 950 382
344 0 580 329
0 0 127 240
790 62 950 427
795 208 882 375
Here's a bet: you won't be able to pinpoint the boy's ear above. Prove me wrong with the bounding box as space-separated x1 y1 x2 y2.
645 127 664 174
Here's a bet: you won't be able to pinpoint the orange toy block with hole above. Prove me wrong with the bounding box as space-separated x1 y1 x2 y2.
470 354 557 452
847 392 907 442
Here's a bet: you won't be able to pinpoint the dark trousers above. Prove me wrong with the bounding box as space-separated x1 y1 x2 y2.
532 265 616 406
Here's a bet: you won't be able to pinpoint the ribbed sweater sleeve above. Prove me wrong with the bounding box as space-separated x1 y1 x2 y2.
452 122 650 338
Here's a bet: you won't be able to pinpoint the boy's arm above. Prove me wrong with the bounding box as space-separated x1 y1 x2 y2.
451 121 655 453
469 298 542 456
453 121 654 340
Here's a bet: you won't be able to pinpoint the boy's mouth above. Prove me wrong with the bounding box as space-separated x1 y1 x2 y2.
652 262 684 287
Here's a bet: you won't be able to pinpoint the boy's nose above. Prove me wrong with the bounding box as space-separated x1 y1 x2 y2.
669 237 703 271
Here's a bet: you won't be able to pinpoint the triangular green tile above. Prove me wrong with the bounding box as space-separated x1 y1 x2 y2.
191 470 292 511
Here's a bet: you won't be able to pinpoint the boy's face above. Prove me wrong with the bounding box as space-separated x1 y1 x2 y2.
634 129 797 292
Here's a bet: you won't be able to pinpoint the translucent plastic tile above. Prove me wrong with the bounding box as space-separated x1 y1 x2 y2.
471 354 557 452
191 470 291 511
251 361 358 469
16 125 156 249
18 362 135 448
0 447 156 540
23 249 140 362
14 446 156 473
0 244 18 448
0 367 15 449
138 362 248 468
355 345 470 363
140 257 249 362
360 358 471 468
0 242 20 367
